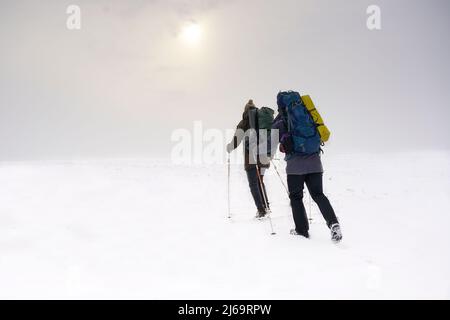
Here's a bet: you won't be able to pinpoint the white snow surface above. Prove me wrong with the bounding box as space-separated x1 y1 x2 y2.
1 151 449 299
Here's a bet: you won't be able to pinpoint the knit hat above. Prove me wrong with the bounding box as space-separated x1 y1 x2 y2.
242 99 256 120
246 99 255 108
244 99 256 113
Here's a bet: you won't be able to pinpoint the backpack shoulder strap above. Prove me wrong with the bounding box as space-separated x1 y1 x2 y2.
285 109 292 132
248 108 258 129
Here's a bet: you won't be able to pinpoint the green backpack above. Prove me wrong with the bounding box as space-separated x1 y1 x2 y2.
257 107 275 130
254 107 274 161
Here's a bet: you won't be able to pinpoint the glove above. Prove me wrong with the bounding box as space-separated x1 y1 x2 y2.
226 143 234 153
280 133 294 154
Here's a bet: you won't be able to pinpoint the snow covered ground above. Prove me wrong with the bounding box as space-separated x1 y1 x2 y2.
1 151 449 299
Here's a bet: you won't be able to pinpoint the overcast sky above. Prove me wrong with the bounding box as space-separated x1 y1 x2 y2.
0 0 449 160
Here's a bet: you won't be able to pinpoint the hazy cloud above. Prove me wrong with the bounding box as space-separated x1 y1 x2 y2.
0 0 449 160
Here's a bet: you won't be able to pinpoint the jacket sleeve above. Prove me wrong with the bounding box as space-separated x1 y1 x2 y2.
270 114 287 155
229 120 246 150
272 114 287 140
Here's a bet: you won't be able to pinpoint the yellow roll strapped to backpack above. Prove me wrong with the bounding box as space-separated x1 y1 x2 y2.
301 95 331 143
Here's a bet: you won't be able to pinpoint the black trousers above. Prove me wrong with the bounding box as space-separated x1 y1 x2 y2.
246 166 268 211
287 173 338 233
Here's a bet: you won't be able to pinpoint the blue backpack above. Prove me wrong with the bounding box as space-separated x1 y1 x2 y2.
277 91 321 155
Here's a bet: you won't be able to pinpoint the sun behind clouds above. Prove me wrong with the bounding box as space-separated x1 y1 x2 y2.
180 22 202 47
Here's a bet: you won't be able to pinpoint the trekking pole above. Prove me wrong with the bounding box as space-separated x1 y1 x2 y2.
270 159 289 196
256 166 276 235
227 154 231 219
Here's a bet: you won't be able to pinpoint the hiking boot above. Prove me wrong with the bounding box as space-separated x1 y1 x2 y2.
255 208 267 219
290 229 310 239
330 223 343 243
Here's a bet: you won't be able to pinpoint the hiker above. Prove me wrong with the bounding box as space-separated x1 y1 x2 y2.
272 91 342 242
226 99 272 218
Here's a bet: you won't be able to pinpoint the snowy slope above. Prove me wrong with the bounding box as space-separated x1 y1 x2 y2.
0 151 449 299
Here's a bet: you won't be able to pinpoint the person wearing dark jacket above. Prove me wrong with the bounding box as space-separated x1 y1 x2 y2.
227 99 270 218
272 110 343 242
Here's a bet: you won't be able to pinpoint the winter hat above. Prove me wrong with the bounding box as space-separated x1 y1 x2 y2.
244 99 255 111
242 99 256 120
